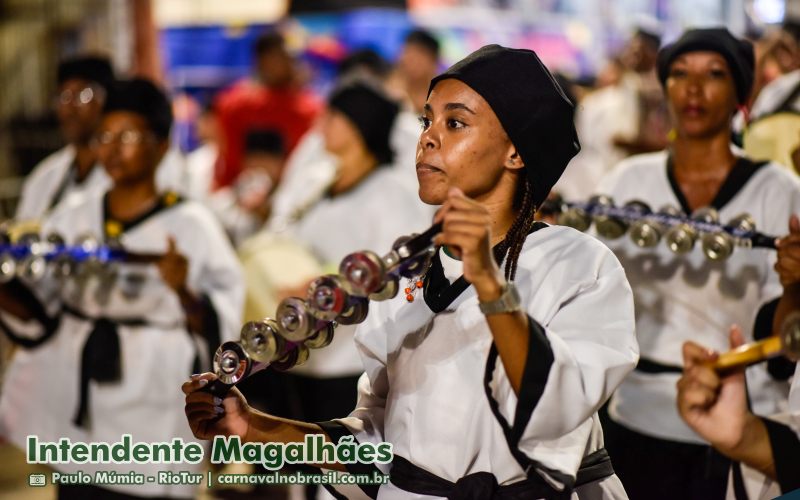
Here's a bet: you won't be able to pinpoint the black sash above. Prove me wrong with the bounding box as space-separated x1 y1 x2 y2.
390 449 614 499
62 304 147 429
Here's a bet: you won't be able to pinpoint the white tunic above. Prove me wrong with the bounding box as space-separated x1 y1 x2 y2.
0 191 244 497
267 114 434 234
598 150 800 444
15 146 109 222
16 146 193 223
325 225 638 499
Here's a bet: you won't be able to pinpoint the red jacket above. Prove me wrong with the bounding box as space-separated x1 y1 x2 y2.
214 79 322 188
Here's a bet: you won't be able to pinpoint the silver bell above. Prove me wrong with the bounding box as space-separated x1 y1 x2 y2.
305 324 335 349
624 201 660 248
591 195 627 240
240 318 286 363
701 232 733 261
665 223 696 254
368 277 399 301
557 205 591 232
339 250 386 296
0 253 16 284
212 341 252 385
275 297 317 342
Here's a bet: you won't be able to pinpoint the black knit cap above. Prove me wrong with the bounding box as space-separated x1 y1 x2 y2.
57 55 114 90
428 44 580 208
328 81 399 165
103 78 173 140
657 28 754 104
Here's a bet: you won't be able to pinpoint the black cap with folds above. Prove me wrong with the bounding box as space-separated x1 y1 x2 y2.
428 44 580 208
656 28 754 104
329 81 399 165
103 78 173 140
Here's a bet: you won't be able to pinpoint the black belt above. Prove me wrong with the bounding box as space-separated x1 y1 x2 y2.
389 448 614 499
635 357 683 374
62 305 146 429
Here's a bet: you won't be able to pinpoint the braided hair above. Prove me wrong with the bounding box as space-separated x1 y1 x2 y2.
493 170 537 282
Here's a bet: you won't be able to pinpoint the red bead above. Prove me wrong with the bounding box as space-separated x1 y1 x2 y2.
416 280 424 288
404 287 412 294
406 294 414 302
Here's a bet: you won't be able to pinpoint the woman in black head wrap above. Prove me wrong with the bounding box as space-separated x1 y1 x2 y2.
596 27 800 500
184 45 638 500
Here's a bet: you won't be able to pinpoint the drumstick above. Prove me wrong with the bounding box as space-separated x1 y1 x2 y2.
710 314 800 372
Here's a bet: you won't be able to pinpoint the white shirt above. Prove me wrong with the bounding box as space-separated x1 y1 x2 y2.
16 145 193 223
15 145 109 222
598 150 800 444
267 114 435 234
325 225 638 499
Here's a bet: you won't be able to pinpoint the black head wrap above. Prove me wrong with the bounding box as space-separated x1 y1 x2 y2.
57 56 114 91
328 81 399 165
657 28 754 104
428 44 580 208
103 78 173 140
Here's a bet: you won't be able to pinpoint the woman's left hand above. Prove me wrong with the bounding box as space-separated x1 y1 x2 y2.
157 236 189 292
776 214 800 288
433 187 505 300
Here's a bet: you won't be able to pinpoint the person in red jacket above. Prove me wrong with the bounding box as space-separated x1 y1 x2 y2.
214 31 321 189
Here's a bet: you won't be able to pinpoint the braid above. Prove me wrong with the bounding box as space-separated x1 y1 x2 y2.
495 176 537 281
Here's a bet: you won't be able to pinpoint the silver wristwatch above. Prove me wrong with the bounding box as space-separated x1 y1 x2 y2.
478 282 521 315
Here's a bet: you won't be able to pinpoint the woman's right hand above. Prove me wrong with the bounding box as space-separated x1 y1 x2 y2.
182 373 252 441
676 326 752 452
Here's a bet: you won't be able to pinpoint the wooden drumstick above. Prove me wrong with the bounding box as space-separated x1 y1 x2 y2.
711 314 800 372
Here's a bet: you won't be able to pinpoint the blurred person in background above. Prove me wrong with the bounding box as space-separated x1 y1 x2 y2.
677 215 800 499
15 56 114 222
596 28 800 500
0 78 243 499
185 102 220 201
268 47 431 234
555 25 669 202
214 31 322 189
208 129 285 246
389 28 442 114
734 27 800 171
240 79 429 330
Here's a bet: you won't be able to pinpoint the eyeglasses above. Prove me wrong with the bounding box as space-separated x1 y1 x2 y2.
55 86 104 108
93 130 154 147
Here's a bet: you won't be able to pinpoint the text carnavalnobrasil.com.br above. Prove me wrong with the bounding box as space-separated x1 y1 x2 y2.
41 469 389 487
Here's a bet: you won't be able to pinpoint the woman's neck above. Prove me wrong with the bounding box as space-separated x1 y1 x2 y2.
107 180 159 221
329 147 378 196
671 129 736 178
73 142 96 182
476 174 518 246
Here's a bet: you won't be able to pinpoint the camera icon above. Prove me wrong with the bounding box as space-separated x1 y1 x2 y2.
28 473 46 487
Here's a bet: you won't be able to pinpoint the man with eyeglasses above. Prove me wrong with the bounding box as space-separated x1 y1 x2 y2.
15 55 114 222
0 78 243 499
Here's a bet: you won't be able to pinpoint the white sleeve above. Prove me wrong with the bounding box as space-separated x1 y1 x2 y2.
316 317 389 500
318 303 388 450
487 239 638 450
186 206 244 350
